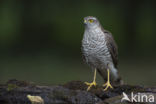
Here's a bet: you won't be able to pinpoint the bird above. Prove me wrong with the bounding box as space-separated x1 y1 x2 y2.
81 16 122 91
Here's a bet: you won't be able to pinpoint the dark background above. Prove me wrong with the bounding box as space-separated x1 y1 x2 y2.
0 0 156 86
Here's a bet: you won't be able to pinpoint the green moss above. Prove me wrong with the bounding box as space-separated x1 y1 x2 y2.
7 84 18 91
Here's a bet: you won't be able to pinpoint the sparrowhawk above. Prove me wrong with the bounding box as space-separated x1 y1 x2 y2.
82 16 122 91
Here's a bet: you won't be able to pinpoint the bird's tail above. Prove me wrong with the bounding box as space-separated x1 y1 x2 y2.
97 67 124 85
110 66 124 85
113 75 124 85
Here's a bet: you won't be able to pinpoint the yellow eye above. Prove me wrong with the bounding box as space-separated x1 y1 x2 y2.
88 19 94 23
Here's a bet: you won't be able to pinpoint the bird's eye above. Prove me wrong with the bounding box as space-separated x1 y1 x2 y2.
88 19 94 23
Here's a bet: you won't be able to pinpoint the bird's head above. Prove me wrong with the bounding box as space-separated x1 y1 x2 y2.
84 16 100 29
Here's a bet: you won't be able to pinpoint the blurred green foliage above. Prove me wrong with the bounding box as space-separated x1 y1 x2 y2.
0 0 156 85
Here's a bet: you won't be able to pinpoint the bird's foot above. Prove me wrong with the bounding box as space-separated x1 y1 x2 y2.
85 81 96 91
103 80 113 91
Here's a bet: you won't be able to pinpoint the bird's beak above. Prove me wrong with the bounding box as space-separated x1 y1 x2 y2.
84 19 87 24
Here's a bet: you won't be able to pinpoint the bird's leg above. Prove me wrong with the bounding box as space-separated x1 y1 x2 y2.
103 69 113 91
85 69 97 91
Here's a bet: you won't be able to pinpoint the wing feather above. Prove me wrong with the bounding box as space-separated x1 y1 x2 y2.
104 30 118 68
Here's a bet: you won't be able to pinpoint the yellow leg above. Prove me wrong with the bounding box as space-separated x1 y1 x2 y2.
85 69 97 91
103 69 113 91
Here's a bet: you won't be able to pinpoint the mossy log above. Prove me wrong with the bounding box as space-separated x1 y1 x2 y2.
0 79 155 104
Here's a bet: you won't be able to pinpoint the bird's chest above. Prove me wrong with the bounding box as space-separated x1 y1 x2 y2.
82 29 110 68
82 29 108 55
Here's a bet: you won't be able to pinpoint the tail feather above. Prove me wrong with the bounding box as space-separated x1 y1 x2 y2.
110 65 124 85
97 66 123 85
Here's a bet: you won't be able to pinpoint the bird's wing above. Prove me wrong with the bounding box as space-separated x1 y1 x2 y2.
104 29 118 68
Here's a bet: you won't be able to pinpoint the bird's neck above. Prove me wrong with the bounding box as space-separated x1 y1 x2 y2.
85 26 103 36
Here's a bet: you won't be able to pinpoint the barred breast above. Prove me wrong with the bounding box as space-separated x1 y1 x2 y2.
82 27 112 70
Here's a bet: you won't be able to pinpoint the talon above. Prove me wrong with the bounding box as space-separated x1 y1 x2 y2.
103 69 113 91
85 81 96 91
84 82 91 85
103 81 113 91
85 69 97 91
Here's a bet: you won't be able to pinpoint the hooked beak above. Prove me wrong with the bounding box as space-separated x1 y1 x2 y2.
84 19 87 24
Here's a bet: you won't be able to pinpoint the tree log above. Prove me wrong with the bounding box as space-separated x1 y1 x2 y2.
0 79 155 104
